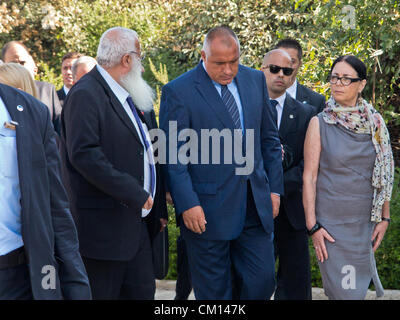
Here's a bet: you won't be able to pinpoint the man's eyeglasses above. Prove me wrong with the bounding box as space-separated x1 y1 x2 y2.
261 64 294 76
328 75 361 86
127 51 146 62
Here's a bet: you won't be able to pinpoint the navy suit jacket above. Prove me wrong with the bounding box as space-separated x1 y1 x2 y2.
0 84 91 299
278 94 316 229
160 62 284 240
296 82 326 113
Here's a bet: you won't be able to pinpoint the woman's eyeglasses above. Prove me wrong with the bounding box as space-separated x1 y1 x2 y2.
328 75 361 86
262 64 294 76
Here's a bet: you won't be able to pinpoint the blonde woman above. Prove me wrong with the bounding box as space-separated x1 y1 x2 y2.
0 62 38 98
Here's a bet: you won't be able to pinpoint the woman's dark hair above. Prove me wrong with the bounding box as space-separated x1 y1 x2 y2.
330 55 367 79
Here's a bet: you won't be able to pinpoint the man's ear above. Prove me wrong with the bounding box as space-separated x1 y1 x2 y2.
200 50 206 62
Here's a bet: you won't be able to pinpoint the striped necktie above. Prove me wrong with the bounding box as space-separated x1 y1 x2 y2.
221 85 241 130
270 99 278 127
126 96 156 197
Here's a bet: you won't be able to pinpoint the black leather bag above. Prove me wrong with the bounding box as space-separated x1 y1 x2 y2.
152 226 169 279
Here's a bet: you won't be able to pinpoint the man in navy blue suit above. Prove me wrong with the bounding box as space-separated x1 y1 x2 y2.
0 83 91 299
160 26 284 300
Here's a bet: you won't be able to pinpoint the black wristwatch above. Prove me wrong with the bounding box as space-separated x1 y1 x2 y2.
307 222 323 236
381 217 391 225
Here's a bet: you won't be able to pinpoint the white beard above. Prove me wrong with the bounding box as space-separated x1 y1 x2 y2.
120 62 155 112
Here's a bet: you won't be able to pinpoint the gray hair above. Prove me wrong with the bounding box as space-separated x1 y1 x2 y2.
72 56 97 80
96 27 138 68
202 26 240 56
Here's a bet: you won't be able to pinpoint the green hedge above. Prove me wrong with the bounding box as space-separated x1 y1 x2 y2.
166 168 400 290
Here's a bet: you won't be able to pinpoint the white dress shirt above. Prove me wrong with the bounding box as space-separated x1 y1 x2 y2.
96 65 156 217
63 85 70 96
286 79 297 100
273 92 286 130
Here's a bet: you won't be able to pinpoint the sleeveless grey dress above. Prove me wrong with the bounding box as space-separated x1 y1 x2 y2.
315 114 384 300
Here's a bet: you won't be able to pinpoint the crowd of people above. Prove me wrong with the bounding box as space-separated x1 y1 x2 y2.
0 25 394 300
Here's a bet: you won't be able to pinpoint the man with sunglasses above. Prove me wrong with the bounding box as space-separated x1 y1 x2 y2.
261 49 316 300
275 39 326 113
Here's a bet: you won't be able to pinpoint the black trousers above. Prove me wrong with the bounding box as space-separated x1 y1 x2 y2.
0 264 33 300
83 220 155 300
274 206 311 300
174 234 192 300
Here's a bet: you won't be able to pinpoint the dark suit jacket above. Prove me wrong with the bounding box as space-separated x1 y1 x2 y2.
0 83 91 299
296 82 326 113
57 87 67 107
279 94 316 229
60 67 167 261
35 80 62 133
160 62 284 240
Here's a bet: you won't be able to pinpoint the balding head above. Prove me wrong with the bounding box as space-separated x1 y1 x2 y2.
96 27 139 68
1 41 38 77
200 26 240 85
261 49 294 99
262 49 292 67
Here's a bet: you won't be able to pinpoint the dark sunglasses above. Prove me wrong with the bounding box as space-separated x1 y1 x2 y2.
262 64 294 76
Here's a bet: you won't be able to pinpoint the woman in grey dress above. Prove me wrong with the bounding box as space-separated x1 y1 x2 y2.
303 55 394 300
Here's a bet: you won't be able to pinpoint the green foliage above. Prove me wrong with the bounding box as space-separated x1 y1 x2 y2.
165 204 179 280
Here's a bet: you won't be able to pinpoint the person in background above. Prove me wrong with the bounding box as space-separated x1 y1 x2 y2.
303 55 394 299
71 56 97 83
261 49 316 300
275 39 326 113
57 52 82 106
0 62 38 98
1 41 62 133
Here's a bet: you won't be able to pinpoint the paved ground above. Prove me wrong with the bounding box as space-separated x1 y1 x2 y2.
155 280 400 300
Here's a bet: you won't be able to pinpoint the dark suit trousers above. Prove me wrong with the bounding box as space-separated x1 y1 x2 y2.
174 234 192 300
0 264 33 300
274 206 311 300
183 182 276 300
82 220 155 300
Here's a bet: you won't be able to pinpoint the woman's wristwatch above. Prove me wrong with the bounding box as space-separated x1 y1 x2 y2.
307 221 323 236
381 217 391 225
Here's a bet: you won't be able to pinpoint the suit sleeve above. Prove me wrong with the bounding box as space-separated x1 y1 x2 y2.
260 72 284 195
63 88 149 211
42 105 92 300
159 84 200 216
51 84 62 134
283 105 316 195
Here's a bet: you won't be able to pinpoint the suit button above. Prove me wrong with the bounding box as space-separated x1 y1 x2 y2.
140 151 144 156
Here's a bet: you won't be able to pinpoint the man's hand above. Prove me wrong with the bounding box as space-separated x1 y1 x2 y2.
143 195 153 210
166 192 174 206
182 206 207 234
160 218 168 232
271 193 280 219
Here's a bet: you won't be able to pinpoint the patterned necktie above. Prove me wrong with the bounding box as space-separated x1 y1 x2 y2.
126 96 156 197
270 99 278 127
221 85 241 130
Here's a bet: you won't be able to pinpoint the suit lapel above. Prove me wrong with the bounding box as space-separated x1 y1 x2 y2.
0 85 31 214
279 95 297 140
194 63 235 130
91 68 142 145
296 82 309 105
235 67 250 131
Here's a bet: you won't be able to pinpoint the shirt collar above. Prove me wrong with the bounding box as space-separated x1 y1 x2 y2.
274 92 286 108
63 85 70 95
96 64 129 106
286 78 297 99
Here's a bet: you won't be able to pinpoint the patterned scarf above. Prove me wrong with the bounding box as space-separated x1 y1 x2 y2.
322 96 394 222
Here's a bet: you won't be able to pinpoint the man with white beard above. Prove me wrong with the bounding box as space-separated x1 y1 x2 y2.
60 27 168 300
